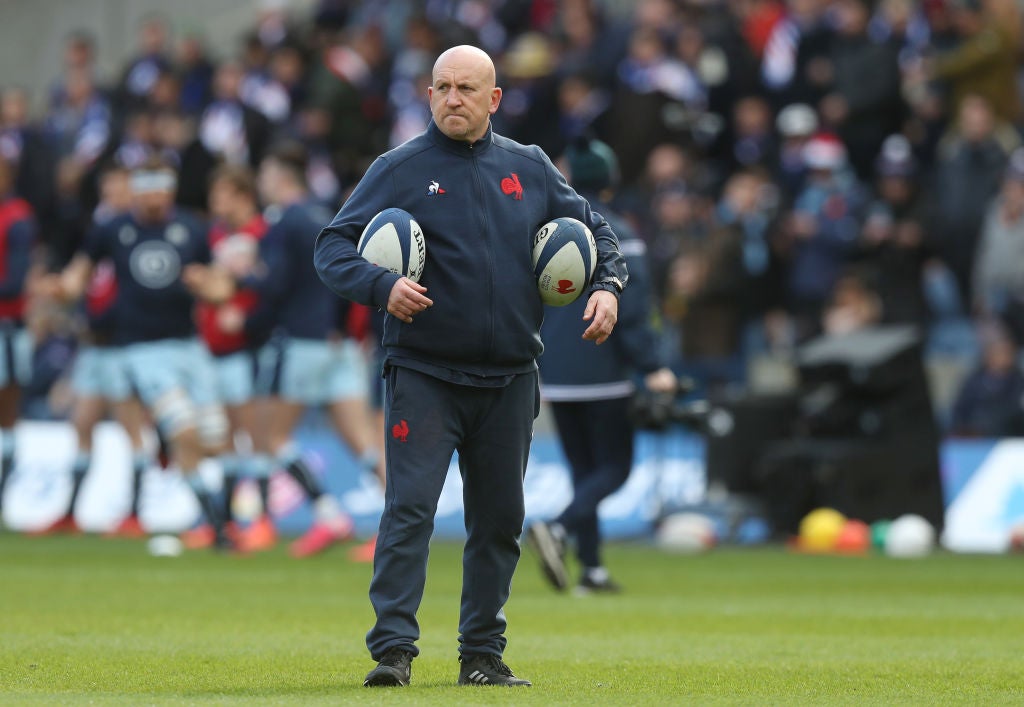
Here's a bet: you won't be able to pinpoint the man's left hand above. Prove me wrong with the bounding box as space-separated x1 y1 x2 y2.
582 290 618 345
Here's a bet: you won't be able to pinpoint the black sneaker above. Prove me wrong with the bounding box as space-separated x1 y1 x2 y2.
363 647 414 687
575 572 623 595
458 653 532 686
526 521 568 591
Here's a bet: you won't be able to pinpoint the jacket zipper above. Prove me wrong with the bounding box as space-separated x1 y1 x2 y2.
470 148 495 361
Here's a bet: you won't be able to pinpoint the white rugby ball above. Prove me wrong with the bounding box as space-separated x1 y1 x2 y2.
358 208 426 283
884 514 935 558
147 534 184 557
656 512 717 554
532 217 597 306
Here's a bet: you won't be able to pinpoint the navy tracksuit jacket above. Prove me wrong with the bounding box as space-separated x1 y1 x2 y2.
314 122 627 379
314 121 628 660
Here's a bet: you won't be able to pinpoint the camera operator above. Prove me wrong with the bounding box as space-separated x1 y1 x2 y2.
527 137 676 594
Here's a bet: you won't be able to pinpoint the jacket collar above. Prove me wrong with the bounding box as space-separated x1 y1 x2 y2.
427 120 493 156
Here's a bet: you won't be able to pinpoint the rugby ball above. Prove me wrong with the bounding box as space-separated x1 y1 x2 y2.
358 208 426 283
656 512 717 553
884 514 935 558
532 217 597 306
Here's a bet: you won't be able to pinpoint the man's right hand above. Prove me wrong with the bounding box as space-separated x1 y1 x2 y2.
387 277 433 323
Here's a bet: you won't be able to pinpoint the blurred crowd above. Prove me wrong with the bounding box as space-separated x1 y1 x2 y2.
4 0 1024 437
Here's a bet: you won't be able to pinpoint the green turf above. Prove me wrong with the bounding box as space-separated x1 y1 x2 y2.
1 533 1022 705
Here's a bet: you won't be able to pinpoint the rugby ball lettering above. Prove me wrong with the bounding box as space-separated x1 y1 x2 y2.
358 208 426 283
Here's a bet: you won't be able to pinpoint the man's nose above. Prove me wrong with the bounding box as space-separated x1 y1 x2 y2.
446 89 461 106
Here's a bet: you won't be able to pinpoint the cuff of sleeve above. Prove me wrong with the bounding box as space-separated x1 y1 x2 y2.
589 279 623 299
372 271 402 309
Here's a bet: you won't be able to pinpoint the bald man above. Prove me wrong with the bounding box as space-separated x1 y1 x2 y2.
315 45 628 688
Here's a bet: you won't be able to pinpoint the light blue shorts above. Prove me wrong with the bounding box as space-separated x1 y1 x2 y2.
70 345 132 401
0 324 33 388
259 338 368 405
123 338 220 409
214 350 256 406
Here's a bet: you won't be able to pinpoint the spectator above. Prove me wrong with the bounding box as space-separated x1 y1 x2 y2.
774 102 819 200
760 0 832 108
44 68 112 172
112 111 158 169
929 0 1020 124
818 0 904 180
153 110 217 213
556 0 629 86
778 132 864 340
607 26 699 183
198 59 272 167
619 141 698 238
306 28 390 181
857 134 930 325
175 32 214 116
116 14 173 113
554 71 612 151
677 4 761 127
662 187 748 391
44 68 113 264
386 16 438 148
821 269 884 336
927 94 1017 304
1 88 56 231
716 167 785 352
973 149 1024 335
722 94 778 178
949 321 1024 437
648 180 711 297
492 32 561 156
49 31 103 112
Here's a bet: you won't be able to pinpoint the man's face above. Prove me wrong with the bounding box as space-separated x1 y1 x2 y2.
134 188 173 222
209 179 236 220
428 49 501 143
257 160 280 206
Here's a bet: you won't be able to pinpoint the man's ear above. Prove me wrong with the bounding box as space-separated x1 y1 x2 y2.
489 87 502 115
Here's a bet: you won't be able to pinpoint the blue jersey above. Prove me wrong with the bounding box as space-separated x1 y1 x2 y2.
244 200 339 341
85 210 210 345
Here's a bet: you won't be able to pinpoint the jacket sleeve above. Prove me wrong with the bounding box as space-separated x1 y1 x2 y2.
313 156 403 308
933 28 1006 79
539 150 629 295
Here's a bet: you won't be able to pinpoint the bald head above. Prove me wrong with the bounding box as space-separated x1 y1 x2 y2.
429 45 502 143
432 45 496 86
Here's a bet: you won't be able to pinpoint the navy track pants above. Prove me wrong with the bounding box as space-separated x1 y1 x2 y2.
366 365 538 660
550 396 634 569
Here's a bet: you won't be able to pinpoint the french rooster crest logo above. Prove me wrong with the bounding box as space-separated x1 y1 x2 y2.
500 173 523 200
392 419 410 443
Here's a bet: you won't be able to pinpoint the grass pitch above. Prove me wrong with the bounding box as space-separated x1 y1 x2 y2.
1 533 1022 705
